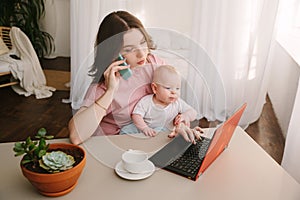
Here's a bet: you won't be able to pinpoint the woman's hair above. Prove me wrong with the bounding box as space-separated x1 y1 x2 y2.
90 10 156 83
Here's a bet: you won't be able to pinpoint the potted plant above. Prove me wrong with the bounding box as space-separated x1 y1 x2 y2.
13 128 86 197
0 0 54 57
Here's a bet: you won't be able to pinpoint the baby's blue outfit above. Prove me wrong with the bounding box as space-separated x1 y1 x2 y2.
120 123 168 135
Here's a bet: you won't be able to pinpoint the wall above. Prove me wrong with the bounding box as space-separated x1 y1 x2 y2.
267 41 300 138
40 0 70 58
126 0 195 36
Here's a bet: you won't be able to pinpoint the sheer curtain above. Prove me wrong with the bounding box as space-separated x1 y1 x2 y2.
189 0 279 125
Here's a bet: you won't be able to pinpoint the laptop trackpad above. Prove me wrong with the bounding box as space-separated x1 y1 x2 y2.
149 135 191 168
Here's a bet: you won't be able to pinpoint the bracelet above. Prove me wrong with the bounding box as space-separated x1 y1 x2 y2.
95 101 107 111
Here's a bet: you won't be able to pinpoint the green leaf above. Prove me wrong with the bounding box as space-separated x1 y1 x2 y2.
45 135 54 140
14 151 25 157
34 147 40 156
14 142 23 148
0 0 54 57
29 143 37 151
37 128 47 137
25 137 32 146
39 138 46 149
38 149 47 158
13 142 25 152
21 142 27 148
13 146 24 152
21 159 33 165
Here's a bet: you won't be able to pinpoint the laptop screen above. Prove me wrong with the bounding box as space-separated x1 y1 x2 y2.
198 103 247 175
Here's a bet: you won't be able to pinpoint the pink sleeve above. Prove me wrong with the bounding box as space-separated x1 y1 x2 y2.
81 83 106 108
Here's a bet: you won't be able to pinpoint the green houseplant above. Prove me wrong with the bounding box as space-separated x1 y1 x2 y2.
0 0 54 57
13 128 86 197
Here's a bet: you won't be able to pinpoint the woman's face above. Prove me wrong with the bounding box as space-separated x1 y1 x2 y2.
120 28 149 68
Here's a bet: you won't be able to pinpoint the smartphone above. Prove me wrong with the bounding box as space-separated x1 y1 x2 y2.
117 54 132 80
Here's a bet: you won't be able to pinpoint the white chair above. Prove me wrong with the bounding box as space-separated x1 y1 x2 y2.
0 26 19 88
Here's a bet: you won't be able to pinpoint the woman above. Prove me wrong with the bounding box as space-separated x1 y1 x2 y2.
69 11 200 144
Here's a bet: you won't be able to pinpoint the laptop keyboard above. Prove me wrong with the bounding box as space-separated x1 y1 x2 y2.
165 137 211 180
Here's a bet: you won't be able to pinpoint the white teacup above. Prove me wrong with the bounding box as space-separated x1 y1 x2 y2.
122 149 149 174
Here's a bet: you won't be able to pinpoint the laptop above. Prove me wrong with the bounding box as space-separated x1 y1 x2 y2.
149 103 247 181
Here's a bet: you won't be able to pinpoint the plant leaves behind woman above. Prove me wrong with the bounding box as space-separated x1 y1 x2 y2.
0 0 54 57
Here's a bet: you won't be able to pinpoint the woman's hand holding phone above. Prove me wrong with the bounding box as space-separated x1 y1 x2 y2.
103 59 130 91
117 54 132 80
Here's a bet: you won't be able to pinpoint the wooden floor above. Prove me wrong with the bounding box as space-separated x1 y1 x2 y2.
0 57 285 164
0 57 72 143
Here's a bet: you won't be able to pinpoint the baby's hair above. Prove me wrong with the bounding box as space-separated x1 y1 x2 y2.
153 65 180 83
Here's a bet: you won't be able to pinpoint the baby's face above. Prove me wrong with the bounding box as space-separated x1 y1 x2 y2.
154 73 181 105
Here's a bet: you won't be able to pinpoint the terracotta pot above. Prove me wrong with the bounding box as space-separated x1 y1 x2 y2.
20 143 86 197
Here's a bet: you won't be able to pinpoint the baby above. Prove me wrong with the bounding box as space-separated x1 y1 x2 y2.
120 65 198 137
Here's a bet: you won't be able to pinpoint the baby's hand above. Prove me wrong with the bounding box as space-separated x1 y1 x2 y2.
142 127 157 137
173 113 190 127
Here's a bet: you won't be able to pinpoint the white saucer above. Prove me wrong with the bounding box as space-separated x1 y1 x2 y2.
115 160 155 180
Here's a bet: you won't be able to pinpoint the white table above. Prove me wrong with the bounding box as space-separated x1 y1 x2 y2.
1 127 300 200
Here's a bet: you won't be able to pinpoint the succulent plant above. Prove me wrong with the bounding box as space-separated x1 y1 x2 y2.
13 128 75 173
39 151 75 173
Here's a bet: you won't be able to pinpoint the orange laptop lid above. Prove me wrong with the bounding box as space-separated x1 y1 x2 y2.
197 103 247 177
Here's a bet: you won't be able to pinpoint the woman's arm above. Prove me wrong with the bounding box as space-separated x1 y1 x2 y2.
69 88 115 144
69 60 130 145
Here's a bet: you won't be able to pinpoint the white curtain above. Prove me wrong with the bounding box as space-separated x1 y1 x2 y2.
189 0 279 126
70 0 125 110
